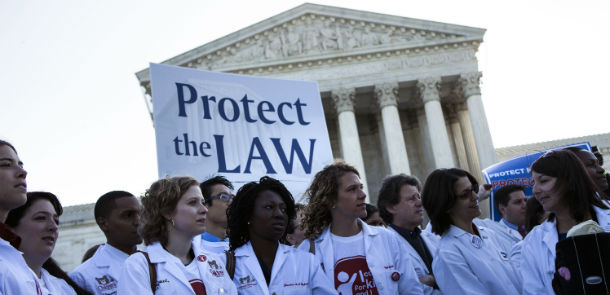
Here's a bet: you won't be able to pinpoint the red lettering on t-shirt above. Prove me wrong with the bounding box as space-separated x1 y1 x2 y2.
334 255 379 295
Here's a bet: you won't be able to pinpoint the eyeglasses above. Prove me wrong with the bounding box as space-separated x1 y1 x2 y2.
210 193 233 202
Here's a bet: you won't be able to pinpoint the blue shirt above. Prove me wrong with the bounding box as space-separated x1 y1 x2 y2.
201 232 229 242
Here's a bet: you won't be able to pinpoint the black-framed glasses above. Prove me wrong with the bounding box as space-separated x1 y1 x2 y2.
210 193 233 202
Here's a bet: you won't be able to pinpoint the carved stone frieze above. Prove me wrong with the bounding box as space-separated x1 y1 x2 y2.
457 72 482 97
417 77 441 103
332 88 356 113
374 83 399 108
194 14 462 70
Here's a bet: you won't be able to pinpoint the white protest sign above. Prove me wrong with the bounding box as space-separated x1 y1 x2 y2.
150 63 334 198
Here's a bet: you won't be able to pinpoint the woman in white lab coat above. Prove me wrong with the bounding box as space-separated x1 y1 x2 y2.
224 176 336 295
520 149 610 294
6 191 88 295
421 168 521 295
118 176 236 295
0 140 44 295
298 162 423 295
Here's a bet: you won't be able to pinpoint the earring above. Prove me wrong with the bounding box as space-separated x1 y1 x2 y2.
247 221 251 225
170 219 175 227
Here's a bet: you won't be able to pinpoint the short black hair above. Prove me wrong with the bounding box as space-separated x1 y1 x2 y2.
226 176 295 251
200 176 233 205
591 146 604 166
377 174 421 224
421 168 479 235
94 190 134 220
493 185 525 212
364 204 379 221
6 191 63 228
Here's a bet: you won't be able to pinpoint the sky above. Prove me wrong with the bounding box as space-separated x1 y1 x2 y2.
1 0 608 206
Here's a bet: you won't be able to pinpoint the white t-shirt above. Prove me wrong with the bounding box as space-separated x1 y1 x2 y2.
330 231 380 295
184 258 207 295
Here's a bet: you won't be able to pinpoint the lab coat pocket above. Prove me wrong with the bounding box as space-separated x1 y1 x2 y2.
375 264 401 292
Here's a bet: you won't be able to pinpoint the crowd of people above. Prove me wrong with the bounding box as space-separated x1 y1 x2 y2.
1 138 609 295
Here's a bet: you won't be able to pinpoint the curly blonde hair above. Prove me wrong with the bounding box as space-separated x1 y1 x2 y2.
301 161 359 239
140 176 199 246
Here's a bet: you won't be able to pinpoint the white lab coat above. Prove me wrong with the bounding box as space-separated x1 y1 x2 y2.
298 219 423 295
490 219 523 254
386 226 442 295
433 225 520 295
40 268 76 295
223 242 337 295
509 240 524 275
520 206 610 294
118 239 237 295
472 218 503 233
69 244 127 295
0 237 42 295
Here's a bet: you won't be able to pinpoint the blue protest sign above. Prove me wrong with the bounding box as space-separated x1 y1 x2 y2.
482 142 592 221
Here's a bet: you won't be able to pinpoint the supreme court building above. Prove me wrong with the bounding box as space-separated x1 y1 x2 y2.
136 3 497 200
54 4 610 271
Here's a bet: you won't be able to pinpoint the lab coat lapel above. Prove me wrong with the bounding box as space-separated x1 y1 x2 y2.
541 220 558 258
237 242 270 295
316 227 335 285
508 228 523 241
270 243 288 286
148 243 194 294
361 220 378 254
388 226 428 273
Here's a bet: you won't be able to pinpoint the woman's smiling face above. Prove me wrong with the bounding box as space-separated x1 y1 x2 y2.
532 171 563 213
448 176 480 225
13 199 59 262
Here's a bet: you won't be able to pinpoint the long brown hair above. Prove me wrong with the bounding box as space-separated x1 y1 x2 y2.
301 161 359 239
531 149 608 222
140 176 199 246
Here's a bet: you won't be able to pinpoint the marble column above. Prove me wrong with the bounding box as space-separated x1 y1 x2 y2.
417 77 454 169
417 108 434 176
375 83 411 175
332 88 369 199
448 105 469 170
458 72 497 170
457 103 482 180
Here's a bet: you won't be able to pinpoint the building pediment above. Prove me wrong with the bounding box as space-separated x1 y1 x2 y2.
136 3 485 85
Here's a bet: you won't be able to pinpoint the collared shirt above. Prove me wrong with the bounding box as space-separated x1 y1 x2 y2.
500 218 519 231
0 222 20 248
201 232 229 243
390 224 434 276
501 218 527 238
